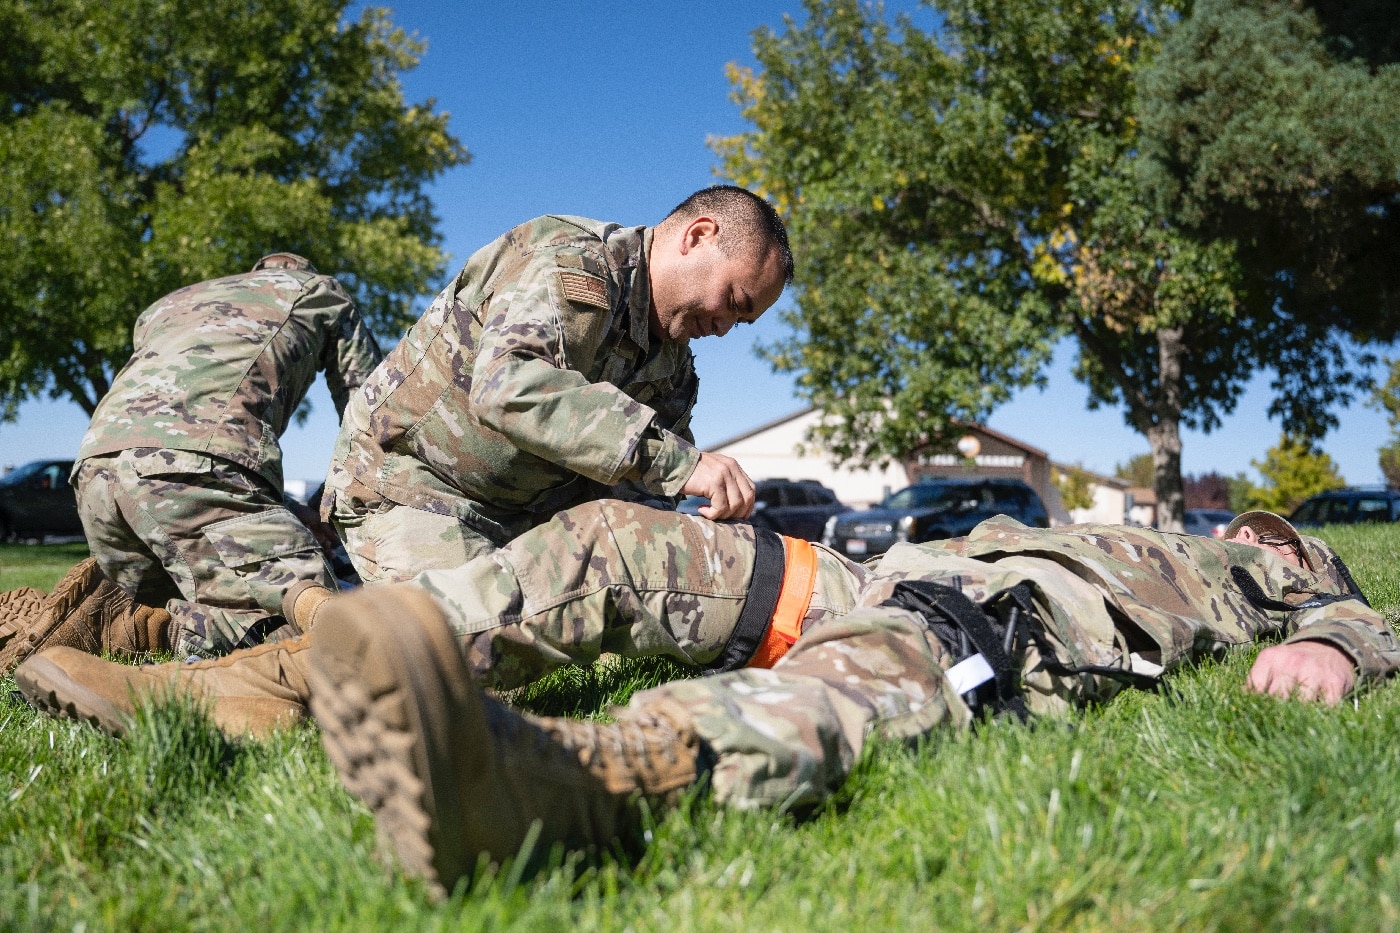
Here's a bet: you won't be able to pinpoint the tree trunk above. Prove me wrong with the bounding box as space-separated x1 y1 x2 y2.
1149 327 1186 532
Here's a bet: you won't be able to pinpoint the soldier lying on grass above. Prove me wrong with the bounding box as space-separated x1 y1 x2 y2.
15 505 1393 896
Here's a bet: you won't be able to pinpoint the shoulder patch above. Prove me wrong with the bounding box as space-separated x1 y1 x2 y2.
557 270 610 310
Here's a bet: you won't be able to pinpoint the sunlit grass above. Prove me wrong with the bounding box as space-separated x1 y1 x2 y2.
1 524 1397 930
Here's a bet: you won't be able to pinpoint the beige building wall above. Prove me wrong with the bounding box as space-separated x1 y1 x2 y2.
709 408 909 509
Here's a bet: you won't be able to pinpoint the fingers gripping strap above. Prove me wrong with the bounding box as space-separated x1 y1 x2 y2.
746 537 818 669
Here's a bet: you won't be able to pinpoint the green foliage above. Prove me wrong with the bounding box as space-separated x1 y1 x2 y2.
1051 462 1095 512
1226 471 1257 514
1237 435 1347 514
5 525 1400 927
1380 443 1400 489
0 0 467 418
717 0 1392 531
1113 452 1155 488
1139 0 1400 395
712 0 1258 533
1370 356 1400 487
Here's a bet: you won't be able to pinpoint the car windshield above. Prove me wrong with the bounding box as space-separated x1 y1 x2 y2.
0 461 52 487
881 485 963 511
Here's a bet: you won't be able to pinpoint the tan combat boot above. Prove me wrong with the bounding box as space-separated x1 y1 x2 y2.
0 586 49 655
14 635 312 740
0 559 176 675
307 586 700 899
281 580 336 633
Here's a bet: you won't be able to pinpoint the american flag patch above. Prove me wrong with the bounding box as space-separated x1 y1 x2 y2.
557 271 609 310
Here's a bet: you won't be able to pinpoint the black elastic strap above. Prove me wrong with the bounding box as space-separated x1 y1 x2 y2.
1229 566 1365 613
1331 556 1371 608
883 580 1031 721
704 528 785 673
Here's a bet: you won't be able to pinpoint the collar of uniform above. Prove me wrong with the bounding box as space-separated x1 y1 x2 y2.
626 225 655 349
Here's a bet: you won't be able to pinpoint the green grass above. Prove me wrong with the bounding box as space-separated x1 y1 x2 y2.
0 541 90 591
4 526 1400 930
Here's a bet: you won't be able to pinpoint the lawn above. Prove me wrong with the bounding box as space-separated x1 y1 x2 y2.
3 526 1400 931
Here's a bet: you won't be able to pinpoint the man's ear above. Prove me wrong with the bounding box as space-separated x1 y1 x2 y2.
680 217 719 254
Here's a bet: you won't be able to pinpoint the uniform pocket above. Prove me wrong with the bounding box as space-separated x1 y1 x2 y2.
129 449 214 479
202 508 321 569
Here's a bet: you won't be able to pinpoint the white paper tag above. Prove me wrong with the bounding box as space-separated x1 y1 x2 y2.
945 653 995 695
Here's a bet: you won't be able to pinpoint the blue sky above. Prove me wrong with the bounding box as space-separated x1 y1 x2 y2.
0 0 1386 486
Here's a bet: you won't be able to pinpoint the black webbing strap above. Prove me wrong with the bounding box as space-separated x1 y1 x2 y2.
1331 556 1371 608
1229 565 1366 613
882 580 1032 722
704 528 786 674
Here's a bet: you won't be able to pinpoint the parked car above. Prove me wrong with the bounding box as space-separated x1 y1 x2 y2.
0 459 83 542
676 478 850 542
1183 508 1236 538
822 478 1048 558
1289 487 1400 528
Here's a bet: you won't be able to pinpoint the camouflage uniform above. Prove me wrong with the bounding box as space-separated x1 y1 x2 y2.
410 499 864 690
324 216 701 584
406 503 1396 811
633 516 1399 809
74 257 383 658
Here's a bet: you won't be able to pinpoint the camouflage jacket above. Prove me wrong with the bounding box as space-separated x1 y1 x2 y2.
78 268 382 490
874 516 1400 683
326 215 701 544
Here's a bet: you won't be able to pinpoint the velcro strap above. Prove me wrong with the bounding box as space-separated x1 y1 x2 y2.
747 537 819 669
704 529 785 673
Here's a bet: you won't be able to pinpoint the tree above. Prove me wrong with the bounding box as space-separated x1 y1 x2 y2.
715 0 1275 533
1370 356 1400 487
1052 463 1096 512
1139 0 1400 407
1183 471 1231 510
0 0 467 418
1114 454 1156 489
1235 435 1345 514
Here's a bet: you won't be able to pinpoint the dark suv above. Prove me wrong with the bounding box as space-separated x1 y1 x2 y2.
1289 487 1400 528
677 478 849 542
0 459 83 542
822 478 1048 558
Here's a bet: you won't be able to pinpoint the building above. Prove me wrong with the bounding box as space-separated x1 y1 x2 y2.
706 407 1131 526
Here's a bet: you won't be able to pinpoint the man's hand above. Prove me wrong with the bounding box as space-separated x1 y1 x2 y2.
682 452 755 520
1247 641 1356 705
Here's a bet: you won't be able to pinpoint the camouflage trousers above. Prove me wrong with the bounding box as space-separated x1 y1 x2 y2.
75 449 336 658
329 497 500 586
410 499 865 691
623 545 1134 810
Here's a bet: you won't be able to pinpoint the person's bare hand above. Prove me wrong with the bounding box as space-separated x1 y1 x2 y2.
1247 641 1356 705
681 452 755 520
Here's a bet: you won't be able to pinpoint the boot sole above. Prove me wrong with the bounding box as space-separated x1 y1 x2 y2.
14 654 131 738
307 587 478 898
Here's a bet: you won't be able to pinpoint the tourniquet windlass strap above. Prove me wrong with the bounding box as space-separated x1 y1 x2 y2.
704 529 786 673
747 537 819 669
1229 566 1368 613
881 580 1032 722
1330 556 1371 608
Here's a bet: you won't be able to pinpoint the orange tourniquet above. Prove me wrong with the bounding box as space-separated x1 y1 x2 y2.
747 536 819 669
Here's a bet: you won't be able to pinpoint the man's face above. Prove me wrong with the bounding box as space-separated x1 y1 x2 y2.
649 219 787 342
1228 525 1304 568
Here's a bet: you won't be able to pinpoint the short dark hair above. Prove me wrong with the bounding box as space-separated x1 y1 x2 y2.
663 185 794 284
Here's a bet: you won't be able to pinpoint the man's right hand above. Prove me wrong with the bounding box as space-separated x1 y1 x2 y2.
682 452 755 520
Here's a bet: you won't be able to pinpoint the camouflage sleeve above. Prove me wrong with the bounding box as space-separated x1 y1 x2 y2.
1282 602 1400 683
470 252 695 491
313 279 384 418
